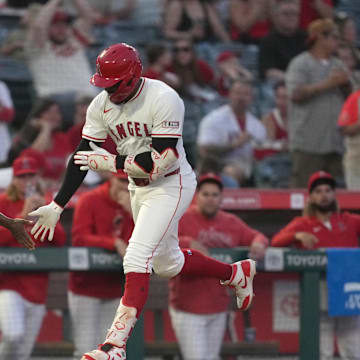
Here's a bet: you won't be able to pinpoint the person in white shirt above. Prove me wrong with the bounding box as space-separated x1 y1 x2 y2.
25 0 97 98
197 79 266 185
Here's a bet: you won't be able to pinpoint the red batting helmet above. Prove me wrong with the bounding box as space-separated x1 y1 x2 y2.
90 43 143 103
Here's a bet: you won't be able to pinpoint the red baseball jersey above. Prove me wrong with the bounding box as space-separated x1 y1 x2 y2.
271 212 360 248
0 192 66 304
68 182 134 298
169 205 268 314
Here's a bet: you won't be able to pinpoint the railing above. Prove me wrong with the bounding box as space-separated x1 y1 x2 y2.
0 247 328 359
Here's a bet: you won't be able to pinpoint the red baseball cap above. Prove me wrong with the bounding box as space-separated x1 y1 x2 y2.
198 173 223 190
13 156 39 177
217 51 236 63
308 171 336 193
112 169 128 180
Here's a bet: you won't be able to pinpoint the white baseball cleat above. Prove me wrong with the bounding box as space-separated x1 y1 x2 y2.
81 343 126 360
221 259 256 311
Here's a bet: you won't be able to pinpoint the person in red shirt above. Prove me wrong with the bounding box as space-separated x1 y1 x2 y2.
229 0 271 44
337 90 360 189
272 171 360 359
169 173 268 360
299 0 334 30
0 155 66 360
68 170 134 359
142 43 180 89
7 98 73 187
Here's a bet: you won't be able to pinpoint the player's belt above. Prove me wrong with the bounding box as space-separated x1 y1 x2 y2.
132 168 180 187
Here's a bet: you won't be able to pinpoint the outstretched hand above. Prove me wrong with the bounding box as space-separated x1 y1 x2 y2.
8 218 35 250
29 201 63 242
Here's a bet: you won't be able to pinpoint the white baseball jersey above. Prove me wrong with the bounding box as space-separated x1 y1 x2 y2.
82 77 193 178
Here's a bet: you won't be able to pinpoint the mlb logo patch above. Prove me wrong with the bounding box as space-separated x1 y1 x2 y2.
162 121 179 128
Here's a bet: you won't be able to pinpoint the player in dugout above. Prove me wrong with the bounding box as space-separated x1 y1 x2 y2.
272 170 360 360
29 42 256 360
169 173 268 360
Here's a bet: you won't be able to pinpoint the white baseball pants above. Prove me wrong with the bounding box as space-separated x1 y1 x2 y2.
68 291 120 359
124 172 196 277
320 312 360 360
0 290 45 360
169 307 227 360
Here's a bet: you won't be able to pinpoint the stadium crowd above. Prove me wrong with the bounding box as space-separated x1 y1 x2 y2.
0 0 360 359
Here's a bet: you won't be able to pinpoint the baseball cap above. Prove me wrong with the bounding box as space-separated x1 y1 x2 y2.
198 173 223 190
308 171 336 193
112 169 128 180
13 156 39 177
217 51 236 63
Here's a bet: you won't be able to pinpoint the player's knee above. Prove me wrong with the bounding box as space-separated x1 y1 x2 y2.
123 243 152 274
152 251 184 278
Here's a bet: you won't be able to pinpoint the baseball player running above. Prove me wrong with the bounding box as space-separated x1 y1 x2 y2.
29 43 256 360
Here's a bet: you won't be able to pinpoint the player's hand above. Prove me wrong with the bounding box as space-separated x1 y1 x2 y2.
74 142 117 172
249 241 266 260
8 218 35 250
294 232 319 249
29 201 63 242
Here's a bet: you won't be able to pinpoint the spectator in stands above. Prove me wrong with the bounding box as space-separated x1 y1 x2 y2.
337 89 360 189
0 155 66 360
7 98 72 186
0 81 15 163
143 43 180 89
216 50 253 97
334 11 360 64
254 81 291 187
24 0 97 99
229 0 271 44
261 81 288 152
171 38 217 101
163 0 231 43
272 171 360 360
0 3 41 61
336 1 360 45
259 0 306 82
336 42 360 91
68 170 133 359
197 79 266 186
169 173 268 360
286 18 349 188
299 0 334 30
64 0 135 24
